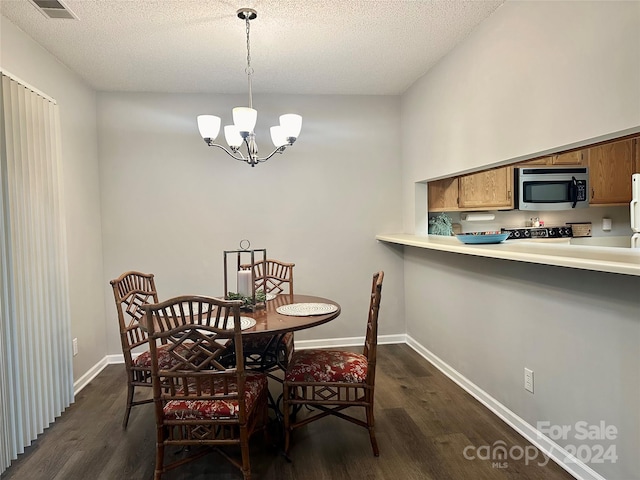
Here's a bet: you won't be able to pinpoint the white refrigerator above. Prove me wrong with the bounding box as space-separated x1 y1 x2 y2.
632 173 640 248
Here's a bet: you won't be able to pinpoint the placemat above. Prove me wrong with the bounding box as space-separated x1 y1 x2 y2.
276 303 338 316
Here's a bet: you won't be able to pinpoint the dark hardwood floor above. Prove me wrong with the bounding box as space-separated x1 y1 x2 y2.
1 344 575 480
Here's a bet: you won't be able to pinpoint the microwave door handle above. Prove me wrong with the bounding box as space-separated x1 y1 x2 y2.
570 177 578 208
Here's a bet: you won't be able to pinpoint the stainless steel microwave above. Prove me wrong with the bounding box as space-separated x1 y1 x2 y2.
515 167 589 210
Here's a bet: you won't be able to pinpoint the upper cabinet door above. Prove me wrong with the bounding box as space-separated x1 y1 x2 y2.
551 150 586 165
458 166 513 210
428 177 459 212
588 138 635 205
519 156 551 165
514 150 585 166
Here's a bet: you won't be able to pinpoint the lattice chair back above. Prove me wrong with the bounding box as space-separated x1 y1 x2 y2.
237 259 296 378
363 270 384 387
110 271 159 368
110 270 160 428
240 259 295 295
143 295 269 480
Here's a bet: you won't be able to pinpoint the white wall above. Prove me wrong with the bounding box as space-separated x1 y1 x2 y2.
0 17 107 381
402 0 640 232
97 92 405 355
399 2 640 479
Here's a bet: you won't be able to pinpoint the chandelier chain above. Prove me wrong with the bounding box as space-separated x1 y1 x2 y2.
245 15 253 109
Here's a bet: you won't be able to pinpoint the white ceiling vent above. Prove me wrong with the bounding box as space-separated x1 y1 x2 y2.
28 0 78 20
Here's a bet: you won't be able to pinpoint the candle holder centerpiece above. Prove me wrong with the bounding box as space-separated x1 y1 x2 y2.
223 240 267 311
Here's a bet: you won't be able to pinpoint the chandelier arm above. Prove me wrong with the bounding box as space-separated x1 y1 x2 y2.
255 146 287 163
204 140 249 162
204 139 286 164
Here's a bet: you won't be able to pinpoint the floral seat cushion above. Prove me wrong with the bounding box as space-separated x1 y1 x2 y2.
163 373 267 419
134 344 192 370
285 350 368 383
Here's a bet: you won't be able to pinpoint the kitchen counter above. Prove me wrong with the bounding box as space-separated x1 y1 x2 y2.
375 233 640 277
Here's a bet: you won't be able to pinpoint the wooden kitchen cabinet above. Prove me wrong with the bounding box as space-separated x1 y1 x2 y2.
513 150 585 167
518 157 550 166
550 150 586 165
458 166 513 210
426 134 636 213
515 150 585 166
588 138 635 205
427 177 459 212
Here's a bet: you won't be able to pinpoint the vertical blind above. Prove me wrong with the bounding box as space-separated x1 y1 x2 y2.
0 73 73 474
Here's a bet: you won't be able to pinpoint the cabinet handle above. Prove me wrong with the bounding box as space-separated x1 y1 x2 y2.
591 188 594 200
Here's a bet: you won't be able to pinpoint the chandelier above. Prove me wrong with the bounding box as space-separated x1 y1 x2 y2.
197 8 302 167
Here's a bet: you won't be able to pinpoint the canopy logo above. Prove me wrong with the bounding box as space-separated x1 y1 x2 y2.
462 440 550 468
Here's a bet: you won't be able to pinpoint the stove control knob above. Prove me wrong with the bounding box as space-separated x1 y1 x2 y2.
513 230 521 238
549 228 559 237
523 230 530 237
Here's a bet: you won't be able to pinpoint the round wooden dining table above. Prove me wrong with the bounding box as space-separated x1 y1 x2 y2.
139 293 341 336
238 293 341 336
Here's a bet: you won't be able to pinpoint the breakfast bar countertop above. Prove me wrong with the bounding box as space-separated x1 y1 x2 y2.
375 233 640 277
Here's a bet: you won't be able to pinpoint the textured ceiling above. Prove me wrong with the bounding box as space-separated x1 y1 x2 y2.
1 0 504 95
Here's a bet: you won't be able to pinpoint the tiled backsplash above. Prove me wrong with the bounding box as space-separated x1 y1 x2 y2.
435 205 631 236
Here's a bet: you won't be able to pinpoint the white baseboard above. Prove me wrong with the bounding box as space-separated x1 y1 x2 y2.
295 333 406 350
106 353 126 364
73 356 108 395
73 353 136 395
75 334 605 480
405 335 606 480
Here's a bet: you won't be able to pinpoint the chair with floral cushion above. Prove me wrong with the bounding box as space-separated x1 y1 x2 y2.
143 295 269 480
238 259 295 377
110 270 162 428
282 271 384 456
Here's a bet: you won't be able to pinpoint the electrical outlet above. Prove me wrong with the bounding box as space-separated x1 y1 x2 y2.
524 368 534 393
72 338 78 356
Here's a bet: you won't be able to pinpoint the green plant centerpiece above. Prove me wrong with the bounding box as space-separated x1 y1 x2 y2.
227 290 267 310
428 213 454 236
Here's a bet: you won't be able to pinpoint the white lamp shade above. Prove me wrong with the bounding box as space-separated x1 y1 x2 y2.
232 107 257 133
280 114 302 138
197 115 221 140
270 126 288 147
224 125 243 147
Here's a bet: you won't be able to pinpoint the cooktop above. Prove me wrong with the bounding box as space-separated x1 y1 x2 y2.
501 226 573 240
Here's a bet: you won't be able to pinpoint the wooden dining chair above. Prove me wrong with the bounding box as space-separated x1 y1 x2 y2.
143 295 269 480
239 259 295 376
110 270 161 428
282 271 384 456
